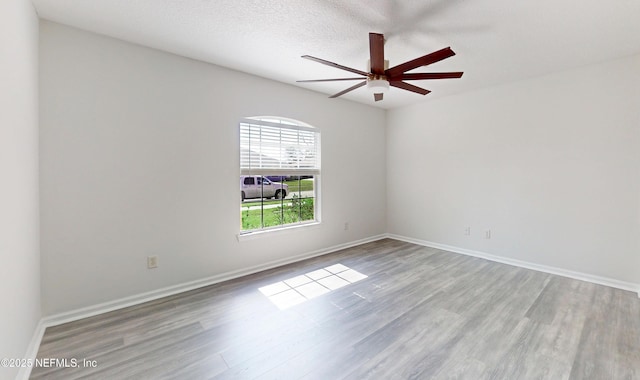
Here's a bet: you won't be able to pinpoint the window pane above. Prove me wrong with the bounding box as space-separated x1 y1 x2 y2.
240 175 316 231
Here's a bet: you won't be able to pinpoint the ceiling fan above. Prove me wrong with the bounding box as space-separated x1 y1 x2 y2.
297 32 463 102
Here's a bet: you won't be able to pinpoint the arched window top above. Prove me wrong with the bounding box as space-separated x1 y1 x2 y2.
240 116 320 175
242 116 317 132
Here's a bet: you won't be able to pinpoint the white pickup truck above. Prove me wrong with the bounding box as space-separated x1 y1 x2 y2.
241 176 288 201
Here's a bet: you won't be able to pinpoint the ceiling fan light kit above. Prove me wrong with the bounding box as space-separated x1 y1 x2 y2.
367 78 389 93
298 32 463 102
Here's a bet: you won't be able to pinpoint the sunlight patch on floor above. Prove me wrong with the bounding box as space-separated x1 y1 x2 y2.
258 264 368 309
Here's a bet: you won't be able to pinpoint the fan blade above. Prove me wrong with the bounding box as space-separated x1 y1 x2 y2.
302 55 368 76
297 77 366 83
369 33 385 75
391 72 464 81
329 81 367 98
374 93 384 102
385 47 456 78
390 81 431 95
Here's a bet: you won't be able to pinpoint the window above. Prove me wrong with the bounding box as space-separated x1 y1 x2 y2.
240 117 320 233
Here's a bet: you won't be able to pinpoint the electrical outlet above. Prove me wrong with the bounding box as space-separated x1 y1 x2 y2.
344 222 349 231
147 255 158 269
464 227 471 236
485 230 491 239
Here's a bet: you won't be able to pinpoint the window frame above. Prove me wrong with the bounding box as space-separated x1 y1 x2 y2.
239 117 321 235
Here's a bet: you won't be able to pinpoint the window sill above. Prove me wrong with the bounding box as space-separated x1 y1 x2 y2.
237 221 321 242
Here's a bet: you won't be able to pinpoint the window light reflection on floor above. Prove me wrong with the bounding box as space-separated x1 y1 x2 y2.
258 263 368 310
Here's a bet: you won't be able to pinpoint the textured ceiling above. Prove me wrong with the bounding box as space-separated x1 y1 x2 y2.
32 0 640 109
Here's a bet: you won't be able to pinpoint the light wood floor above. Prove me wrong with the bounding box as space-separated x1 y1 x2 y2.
32 239 640 379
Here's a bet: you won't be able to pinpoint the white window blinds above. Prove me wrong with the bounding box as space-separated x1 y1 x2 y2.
240 118 320 175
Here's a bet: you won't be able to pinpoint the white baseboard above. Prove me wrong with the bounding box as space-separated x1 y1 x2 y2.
16 319 46 380
386 233 640 296
42 234 387 328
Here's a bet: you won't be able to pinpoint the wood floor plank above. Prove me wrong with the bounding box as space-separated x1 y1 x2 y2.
30 239 640 379
344 304 465 379
569 286 618 379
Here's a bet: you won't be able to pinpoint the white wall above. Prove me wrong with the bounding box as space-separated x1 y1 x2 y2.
39 21 386 315
387 54 640 284
0 0 41 379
